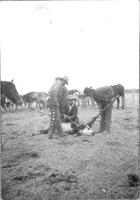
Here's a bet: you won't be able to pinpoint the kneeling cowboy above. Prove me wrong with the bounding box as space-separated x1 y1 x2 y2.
62 95 81 133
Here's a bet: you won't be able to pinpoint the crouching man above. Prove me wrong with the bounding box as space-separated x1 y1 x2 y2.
62 95 83 134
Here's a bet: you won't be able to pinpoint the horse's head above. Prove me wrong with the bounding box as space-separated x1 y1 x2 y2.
1 81 22 105
84 87 93 97
112 84 124 97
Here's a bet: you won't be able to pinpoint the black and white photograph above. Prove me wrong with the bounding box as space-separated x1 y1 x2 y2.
0 0 139 199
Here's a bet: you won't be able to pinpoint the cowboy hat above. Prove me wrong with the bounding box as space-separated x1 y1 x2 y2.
60 76 69 84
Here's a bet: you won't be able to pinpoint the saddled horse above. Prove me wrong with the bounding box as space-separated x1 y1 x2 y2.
22 92 48 109
1 81 23 110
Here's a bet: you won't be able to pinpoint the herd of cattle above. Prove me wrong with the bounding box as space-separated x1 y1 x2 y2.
0 81 122 111
0 81 97 111
1 81 48 110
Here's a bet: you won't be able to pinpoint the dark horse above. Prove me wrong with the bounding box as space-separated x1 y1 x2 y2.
1 81 22 110
112 84 125 109
84 84 125 109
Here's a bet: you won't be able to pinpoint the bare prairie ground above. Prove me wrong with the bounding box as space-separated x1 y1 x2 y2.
1 96 139 200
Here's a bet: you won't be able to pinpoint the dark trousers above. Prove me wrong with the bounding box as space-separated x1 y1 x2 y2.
63 117 80 132
99 101 113 132
48 105 63 137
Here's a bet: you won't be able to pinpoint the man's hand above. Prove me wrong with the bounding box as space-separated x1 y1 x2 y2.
111 97 116 102
86 124 91 130
63 114 70 120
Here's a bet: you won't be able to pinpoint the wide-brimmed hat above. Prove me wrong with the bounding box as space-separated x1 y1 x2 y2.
55 76 69 84
60 76 69 84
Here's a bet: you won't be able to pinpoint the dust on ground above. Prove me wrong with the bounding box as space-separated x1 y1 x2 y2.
1 105 139 200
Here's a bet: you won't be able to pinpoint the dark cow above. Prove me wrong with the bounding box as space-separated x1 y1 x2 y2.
1 81 22 110
22 92 48 109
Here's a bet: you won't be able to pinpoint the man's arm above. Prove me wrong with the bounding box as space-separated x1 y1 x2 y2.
49 80 62 105
69 106 78 121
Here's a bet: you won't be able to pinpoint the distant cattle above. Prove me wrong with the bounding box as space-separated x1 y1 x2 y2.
69 91 96 109
1 81 22 110
22 92 48 109
78 96 96 109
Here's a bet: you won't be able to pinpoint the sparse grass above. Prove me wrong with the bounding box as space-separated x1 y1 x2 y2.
1 103 139 200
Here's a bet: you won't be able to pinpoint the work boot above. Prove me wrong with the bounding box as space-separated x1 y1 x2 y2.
102 130 109 134
98 128 105 133
48 134 54 139
48 130 55 139
53 133 67 139
53 135 61 139
98 129 110 134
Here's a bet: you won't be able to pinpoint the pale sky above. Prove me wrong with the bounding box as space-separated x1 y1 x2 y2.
0 0 139 95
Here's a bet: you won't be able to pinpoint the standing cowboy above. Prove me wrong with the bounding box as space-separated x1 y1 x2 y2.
47 76 69 139
84 86 116 133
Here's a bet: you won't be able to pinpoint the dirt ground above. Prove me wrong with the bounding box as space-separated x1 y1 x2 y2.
1 104 139 200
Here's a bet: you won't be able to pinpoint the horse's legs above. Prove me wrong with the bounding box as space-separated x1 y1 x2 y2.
117 97 120 109
121 96 125 109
